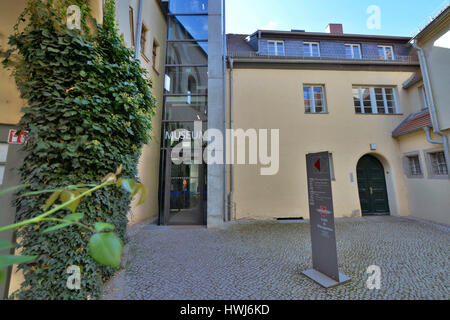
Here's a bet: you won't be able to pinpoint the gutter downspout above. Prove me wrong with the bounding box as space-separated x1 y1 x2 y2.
412 41 450 178
223 0 228 221
135 0 143 60
228 57 234 221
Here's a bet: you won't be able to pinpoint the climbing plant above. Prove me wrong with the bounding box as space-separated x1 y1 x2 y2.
1 0 156 299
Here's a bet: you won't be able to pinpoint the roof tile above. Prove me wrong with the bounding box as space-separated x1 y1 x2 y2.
392 109 431 137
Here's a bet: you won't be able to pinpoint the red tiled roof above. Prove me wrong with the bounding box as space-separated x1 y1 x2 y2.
392 109 432 137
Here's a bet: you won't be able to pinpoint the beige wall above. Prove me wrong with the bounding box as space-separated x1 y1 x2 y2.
116 0 167 225
403 80 427 114
228 68 415 220
396 130 450 225
0 0 28 125
418 14 450 130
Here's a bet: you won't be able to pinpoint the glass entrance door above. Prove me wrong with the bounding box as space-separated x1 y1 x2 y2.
164 149 205 225
159 1 209 225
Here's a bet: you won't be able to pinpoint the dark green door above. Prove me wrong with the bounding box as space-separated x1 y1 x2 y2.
357 155 390 215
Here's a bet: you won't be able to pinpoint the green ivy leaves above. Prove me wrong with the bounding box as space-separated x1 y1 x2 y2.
1 0 156 300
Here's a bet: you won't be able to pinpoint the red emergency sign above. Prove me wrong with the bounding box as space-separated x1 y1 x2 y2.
8 130 28 144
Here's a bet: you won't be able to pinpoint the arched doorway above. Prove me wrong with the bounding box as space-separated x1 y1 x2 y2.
356 155 390 215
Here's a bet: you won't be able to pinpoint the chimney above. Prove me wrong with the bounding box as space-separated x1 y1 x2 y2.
325 24 343 34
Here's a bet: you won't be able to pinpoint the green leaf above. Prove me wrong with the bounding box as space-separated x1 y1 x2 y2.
80 70 87 77
0 239 15 251
0 268 4 284
65 212 84 222
0 184 29 196
94 222 115 232
47 47 60 53
42 222 73 233
20 188 63 197
120 179 136 193
88 233 123 267
133 183 148 206
0 255 37 268
60 190 81 213
42 191 61 211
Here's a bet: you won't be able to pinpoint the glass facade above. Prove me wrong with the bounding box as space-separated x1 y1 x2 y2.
159 0 209 225
169 0 208 14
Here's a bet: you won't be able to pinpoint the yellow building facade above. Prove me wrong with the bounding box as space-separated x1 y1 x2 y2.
0 0 449 299
228 67 415 220
393 6 450 225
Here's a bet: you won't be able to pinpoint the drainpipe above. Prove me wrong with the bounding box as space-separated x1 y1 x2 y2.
223 0 228 221
228 57 234 221
412 41 450 178
135 0 143 60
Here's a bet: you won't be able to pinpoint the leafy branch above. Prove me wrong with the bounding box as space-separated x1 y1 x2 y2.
0 165 147 284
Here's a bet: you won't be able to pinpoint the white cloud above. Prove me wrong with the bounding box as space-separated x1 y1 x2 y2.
258 21 279 30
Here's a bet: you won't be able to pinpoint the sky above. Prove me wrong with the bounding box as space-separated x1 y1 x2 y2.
226 0 450 37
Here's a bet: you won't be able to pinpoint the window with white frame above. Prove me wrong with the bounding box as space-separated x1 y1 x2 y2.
345 44 362 59
303 42 320 57
407 155 422 176
378 45 395 60
267 40 285 56
303 85 326 113
429 151 448 176
352 86 398 114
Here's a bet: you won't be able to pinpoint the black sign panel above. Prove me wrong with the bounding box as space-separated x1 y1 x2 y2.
305 152 340 282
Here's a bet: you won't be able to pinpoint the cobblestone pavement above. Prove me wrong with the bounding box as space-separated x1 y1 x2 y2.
102 216 450 300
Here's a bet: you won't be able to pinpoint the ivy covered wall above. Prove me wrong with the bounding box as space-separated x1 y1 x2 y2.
2 0 157 299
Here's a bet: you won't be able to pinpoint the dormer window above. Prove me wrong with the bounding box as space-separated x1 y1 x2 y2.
304 42 320 57
378 45 394 60
345 44 362 59
267 40 285 56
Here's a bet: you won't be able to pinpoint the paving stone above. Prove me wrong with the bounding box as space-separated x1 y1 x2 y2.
102 216 450 300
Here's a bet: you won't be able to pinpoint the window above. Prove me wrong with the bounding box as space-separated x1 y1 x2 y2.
267 40 285 56
408 155 422 176
352 87 398 114
140 24 149 58
129 6 135 47
429 151 448 176
0 143 8 185
152 39 160 72
303 85 326 113
403 152 424 178
169 0 208 14
378 45 395 60
304 42 320 57
345 44 362 59
419 85 428 109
